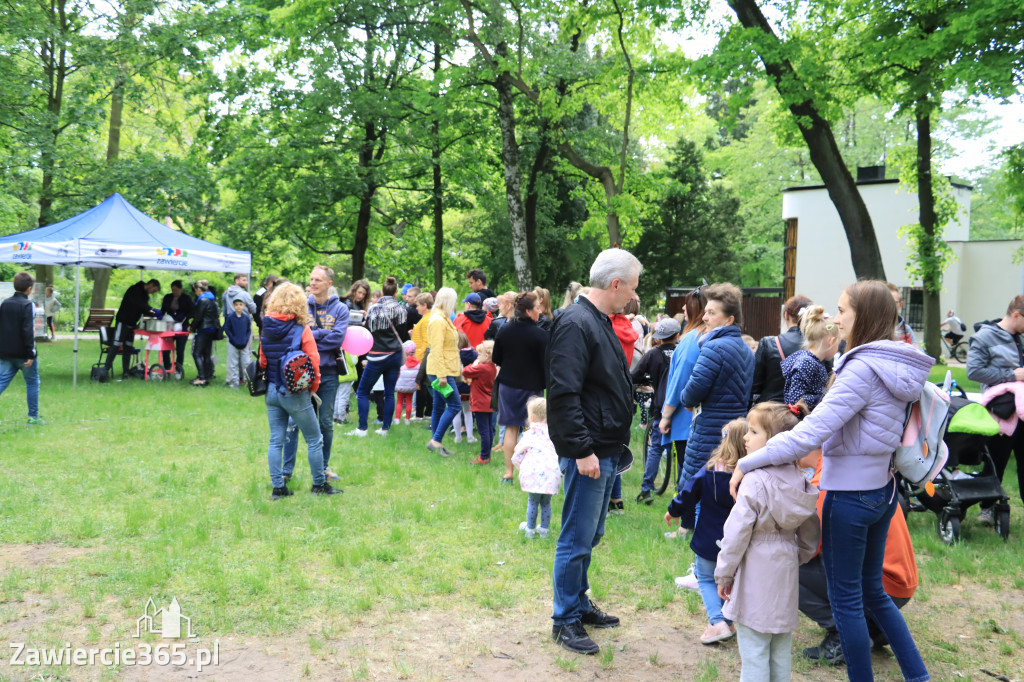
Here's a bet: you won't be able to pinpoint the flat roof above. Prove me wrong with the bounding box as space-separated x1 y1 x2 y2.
783 178 973 192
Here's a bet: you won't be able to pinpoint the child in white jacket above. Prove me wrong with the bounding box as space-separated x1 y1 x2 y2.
511 397 560 538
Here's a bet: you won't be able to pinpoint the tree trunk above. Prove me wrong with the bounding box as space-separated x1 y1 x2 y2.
38 0 68 228
431 42 444 290
727 0 886 281
90 269 111 309
89 75 127 309
106 77 125 162
494 45 533 289
352 191 372 281
916 106 941 361
524 126 551 278
557 142 622 246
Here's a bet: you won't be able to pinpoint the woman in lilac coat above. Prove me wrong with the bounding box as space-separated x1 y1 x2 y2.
730 281 932 682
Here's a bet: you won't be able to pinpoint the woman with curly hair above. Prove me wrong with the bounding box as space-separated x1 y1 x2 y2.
259 282 340 498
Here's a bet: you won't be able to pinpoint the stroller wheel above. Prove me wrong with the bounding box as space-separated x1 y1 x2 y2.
996 509 1011 541
938 512 961 545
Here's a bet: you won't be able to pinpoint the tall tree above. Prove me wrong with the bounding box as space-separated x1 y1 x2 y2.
704 0 887 281
836 0 1024 357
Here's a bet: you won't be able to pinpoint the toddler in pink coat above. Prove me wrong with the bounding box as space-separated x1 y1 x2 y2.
512 396 561 538
716 402 820 682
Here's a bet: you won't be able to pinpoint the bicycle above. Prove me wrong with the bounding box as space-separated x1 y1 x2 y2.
942 334 968 363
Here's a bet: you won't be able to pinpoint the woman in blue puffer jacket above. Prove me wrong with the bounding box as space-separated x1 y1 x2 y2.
678 283 754 484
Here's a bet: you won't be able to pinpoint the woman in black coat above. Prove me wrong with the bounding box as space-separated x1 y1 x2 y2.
492 292 549 483
190 280 220 386
750 294 811 406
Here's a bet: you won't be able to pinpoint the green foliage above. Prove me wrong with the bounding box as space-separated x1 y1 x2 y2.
892 147 957 294
632 137 745 303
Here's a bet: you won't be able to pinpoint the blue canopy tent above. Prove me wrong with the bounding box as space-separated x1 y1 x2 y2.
0 193 251 385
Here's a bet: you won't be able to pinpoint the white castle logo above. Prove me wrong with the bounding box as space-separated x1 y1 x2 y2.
134 597 196 639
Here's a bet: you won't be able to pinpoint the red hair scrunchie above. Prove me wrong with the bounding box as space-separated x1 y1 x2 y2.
787 404 802 417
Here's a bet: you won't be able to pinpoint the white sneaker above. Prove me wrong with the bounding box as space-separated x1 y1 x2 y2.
324 467 340 481
519 522 536 538
538 527 550 538
978 507 995 526
375 428 388 436
675 572 699 592
467 436 478 444
453 436 462 444
347 429 367 437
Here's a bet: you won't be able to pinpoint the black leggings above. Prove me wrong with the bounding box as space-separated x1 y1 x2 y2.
192 333 215 381
672 439 687 491
981 421 1024 508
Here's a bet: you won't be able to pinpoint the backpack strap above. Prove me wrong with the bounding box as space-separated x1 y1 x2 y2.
774 335 786 361
289 325 304 351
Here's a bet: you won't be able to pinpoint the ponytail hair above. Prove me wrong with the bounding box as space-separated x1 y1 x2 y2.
800 305 837 350
747 401 808 440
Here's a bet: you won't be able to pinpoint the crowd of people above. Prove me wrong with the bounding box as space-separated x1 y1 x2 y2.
6 247 1024 682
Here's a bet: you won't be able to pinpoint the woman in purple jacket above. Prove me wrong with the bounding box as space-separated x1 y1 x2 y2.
730 280 932 682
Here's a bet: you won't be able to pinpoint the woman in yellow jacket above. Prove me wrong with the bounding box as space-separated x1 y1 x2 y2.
410 291 433 420
426 287 462 456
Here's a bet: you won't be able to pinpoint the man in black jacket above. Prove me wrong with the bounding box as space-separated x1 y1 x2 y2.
0 272 44 424
104 278 161 377
547 248 642 655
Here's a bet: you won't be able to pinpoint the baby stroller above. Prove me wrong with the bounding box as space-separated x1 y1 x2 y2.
899 389 1010 544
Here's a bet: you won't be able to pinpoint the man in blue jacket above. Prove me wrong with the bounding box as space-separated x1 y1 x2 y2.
547 248 642 656
283 265 349 484
0 272 44 425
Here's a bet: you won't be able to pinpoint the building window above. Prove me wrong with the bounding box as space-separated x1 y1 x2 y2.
903 287 924 331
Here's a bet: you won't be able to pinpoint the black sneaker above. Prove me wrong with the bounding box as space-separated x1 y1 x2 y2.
608 500 625 515
271 486 293 500
636 490 653 505
552 621 599 655
580 602 620 629
311 482 343 495
803 629 844 665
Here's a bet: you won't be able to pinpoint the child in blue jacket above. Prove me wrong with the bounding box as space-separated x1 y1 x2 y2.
666 417 748 645
223 299 253 388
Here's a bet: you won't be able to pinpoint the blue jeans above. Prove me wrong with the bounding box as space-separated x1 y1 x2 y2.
552 454 620 625
611 474 622 499
823 480 929 682
474 412 494 459
428 375 462 443
641 430 669 493
0 357 40 418
283 373 340 474
266 386 324 488
695 555 731 626
357 353 403 431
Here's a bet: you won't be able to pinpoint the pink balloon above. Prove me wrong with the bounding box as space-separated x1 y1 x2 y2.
341 325 373 356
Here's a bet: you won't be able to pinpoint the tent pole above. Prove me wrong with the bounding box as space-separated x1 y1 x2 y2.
73 264 80 387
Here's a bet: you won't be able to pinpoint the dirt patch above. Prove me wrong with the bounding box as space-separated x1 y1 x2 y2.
0 542 96 569
0 566 1021 680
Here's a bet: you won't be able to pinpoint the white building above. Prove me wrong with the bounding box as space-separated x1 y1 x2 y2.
781 172 1023 337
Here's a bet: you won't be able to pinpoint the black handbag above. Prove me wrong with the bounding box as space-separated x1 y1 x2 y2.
245 344 268 397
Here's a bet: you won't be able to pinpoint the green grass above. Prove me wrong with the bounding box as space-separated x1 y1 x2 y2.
929 364 979 393
1 339 1022 680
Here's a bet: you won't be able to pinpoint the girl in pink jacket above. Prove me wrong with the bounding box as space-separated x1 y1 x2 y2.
716 402 820 682
512 396 561 538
